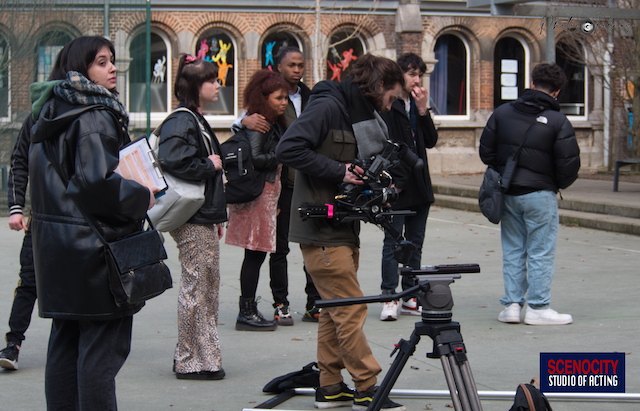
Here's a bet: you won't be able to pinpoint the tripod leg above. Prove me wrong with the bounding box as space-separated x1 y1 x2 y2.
440 356 463 411
448 354 474 411
367 330 421 411
460 361 483 411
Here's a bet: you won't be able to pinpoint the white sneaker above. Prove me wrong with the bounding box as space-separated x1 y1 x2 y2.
380 301 398 321
400 298 422 316
524 307 573 325
498 303 521 323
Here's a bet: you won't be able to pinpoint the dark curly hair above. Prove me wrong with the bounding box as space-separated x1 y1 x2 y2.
174 55 219 110
346 53 405 112
397 52 426 75
532 63 567 94
243 69 289 124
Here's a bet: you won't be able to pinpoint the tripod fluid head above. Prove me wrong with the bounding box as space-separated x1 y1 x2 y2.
400 264 480 323
315 263 480 322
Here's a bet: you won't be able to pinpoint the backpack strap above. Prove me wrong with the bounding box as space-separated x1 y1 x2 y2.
520 384 536 411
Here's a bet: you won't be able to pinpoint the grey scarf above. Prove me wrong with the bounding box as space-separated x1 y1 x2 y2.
54 71 129 129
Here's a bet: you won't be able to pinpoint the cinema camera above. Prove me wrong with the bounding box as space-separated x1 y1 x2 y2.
298 141 423 265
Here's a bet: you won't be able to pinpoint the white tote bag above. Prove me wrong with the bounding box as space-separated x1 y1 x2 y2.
147 108 212 232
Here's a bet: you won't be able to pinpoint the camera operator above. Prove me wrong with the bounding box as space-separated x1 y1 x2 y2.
275 53 406 411
379 53 438 321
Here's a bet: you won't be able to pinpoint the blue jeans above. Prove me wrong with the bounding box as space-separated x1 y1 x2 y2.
381 203 430 295
500 190 558 310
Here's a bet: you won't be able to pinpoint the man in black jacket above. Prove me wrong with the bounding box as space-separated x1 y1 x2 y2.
276 54 406 411
479 63 580 325
379 53 438 321
230 47 321 326
0 115 37 371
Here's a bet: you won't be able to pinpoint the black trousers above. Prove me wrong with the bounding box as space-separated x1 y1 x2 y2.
45 316 133 411
240 184 321 309
5 229 37 346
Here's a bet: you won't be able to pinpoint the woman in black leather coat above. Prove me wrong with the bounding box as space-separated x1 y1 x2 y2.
225 70 289 331
28 36 154 410
156 56 227 380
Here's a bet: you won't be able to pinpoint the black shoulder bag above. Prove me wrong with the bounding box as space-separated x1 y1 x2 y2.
478 117 539 224
42 111 172 307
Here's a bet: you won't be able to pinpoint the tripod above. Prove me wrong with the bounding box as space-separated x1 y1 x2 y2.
316 264 482 411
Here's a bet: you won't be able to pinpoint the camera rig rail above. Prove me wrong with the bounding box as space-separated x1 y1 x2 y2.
298 141 424 265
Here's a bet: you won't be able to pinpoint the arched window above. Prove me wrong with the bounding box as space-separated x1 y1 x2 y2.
0 34 9 119
494 36 527 109
36 30 72 82
196 28 236 117
128 31 170 115
325 28 365 83
261 30 301 71
556 42 587 117
430 33 469 117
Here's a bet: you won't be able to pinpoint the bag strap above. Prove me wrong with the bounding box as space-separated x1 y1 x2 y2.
155 107 213 156
512 110 547 161
42 127 153 248
519 384 537 411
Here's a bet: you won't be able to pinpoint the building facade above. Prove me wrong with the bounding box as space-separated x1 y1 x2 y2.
0 0 613 179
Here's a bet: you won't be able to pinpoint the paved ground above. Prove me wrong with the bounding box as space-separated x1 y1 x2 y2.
0 204 639 410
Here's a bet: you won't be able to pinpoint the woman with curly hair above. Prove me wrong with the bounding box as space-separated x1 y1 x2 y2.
226 69 289 331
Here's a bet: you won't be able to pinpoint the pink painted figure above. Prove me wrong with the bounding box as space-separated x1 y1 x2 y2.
196 39 209 61
327 60 342 82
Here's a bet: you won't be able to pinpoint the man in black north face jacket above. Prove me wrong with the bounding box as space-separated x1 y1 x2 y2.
479 63 580 326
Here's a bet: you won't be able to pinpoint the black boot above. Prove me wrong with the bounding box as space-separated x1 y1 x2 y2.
236 297 278 331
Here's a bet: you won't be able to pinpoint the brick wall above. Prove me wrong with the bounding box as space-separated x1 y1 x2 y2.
0 7 607 174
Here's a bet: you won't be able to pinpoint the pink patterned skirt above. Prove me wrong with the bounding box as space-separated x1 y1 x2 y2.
225 165 282 253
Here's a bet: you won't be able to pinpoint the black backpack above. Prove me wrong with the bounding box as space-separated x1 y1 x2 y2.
510 380 552 411
220 129 266 204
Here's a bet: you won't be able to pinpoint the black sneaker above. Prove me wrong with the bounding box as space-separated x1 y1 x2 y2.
0 342 19 370
314 382 354 409
302 306 321 322
353 386 405 411
274 303 294 326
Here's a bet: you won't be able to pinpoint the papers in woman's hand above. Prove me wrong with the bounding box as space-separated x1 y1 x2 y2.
115 137 168 193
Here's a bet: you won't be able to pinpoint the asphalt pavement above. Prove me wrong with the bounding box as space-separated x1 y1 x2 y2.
0 203 639 411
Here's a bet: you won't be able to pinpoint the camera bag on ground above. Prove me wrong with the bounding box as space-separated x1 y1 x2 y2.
478 118 539 224
262 362 320 394
220 128 266 204
510 378 552 411
42 117 172 307
147 107 212 232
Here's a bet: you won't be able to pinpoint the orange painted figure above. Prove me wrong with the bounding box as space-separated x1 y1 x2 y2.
341 49 358 70
212 40 233 87
327 60 342 82
217 61 233 87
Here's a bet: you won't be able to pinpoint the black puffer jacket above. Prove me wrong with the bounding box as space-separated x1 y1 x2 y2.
29 96 150 320
479 89 580 195
157 107 227 225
